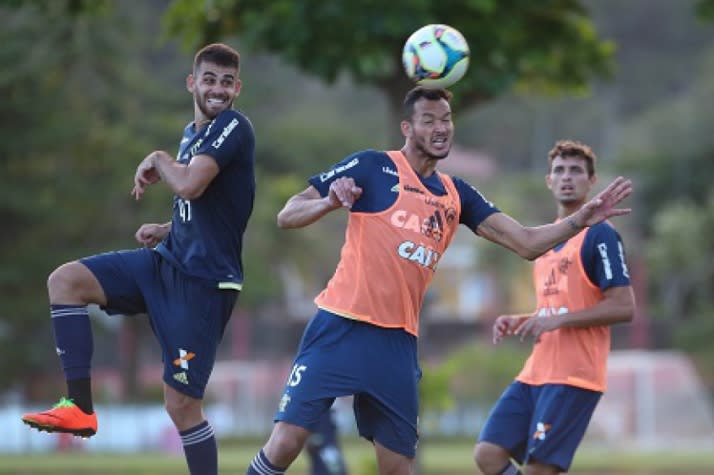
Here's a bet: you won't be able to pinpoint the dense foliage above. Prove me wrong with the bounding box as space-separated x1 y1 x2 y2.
1 0 712 397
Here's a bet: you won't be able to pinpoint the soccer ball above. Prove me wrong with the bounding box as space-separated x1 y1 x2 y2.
402 24 470 89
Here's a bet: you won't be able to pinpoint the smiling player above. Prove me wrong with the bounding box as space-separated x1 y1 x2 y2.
22 43 255 475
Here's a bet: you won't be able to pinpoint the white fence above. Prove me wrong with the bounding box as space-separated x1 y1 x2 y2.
3 350 713 453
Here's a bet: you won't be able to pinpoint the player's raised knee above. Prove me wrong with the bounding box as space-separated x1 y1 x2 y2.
474 441 510 475
47 261 102 305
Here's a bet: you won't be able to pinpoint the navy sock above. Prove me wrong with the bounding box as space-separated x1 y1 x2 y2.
51 305 93 412
180 420 217 475
247 449 286 474
67 378 93 414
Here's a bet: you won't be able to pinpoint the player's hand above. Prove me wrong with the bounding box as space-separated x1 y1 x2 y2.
576 176 632 227
492 315 522 344
327 177 363 209
513 315 559 343
132 153 162 200
135 223 170 247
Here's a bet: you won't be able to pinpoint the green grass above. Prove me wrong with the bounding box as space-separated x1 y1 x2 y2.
0 438 712 474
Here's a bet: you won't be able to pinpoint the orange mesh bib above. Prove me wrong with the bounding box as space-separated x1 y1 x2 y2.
517 228 610 391
314 150 461 336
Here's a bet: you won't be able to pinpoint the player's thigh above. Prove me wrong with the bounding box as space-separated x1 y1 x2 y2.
79 248 158 315
48 260 107 305
478 381 533 465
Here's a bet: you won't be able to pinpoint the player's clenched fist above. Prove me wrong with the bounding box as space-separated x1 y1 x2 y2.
328 177 363 209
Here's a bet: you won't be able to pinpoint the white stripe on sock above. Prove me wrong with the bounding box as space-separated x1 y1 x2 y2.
51 309 87 318
181 424 214 446
251 453 282 475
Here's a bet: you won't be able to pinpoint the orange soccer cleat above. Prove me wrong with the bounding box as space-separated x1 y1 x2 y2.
22 397 97 438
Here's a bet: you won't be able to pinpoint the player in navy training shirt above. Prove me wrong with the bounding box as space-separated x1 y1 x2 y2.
22 43 255 475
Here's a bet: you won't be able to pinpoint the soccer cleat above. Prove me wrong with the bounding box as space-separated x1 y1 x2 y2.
22 397 97 438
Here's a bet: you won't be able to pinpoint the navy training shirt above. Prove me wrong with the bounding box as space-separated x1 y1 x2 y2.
555 222 631 290
156 108 256 288
307 149 500 233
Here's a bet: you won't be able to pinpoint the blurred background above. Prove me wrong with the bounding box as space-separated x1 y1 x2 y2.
1 0 713 473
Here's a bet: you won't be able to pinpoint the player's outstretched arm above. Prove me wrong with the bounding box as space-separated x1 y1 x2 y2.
477 177 632 260
277 177 363 229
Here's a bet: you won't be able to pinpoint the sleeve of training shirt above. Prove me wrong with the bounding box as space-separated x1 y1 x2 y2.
194 109 254 170
581 222 631 290
451 176 500 231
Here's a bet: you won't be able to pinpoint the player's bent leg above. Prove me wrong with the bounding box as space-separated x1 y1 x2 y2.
48 261 108 306
247 421 311 474
374 440 413 475
22 262 106 437
474 442 522 475
164 384 219 475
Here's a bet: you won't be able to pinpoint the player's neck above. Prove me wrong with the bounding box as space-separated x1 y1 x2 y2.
194 117 211 131
401 147 438 178
557 201 584 220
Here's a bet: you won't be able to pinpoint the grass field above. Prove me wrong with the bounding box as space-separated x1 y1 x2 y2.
1 437 712 474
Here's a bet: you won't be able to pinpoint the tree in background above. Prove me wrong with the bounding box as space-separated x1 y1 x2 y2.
696 0 714 20
0 0 184 396
162 0 614 143
622 0 714 390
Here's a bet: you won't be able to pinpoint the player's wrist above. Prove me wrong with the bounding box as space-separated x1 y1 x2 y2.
565 214 584 231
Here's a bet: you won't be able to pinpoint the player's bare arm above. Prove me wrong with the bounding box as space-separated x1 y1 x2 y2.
277 178 363 229
477 176 633 260
514 285 635 342
135 222 171 247
131 151 219 200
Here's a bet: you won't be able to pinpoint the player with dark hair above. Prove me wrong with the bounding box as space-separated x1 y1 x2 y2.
22 43 255 475
474 140 635 475
245 87 632 475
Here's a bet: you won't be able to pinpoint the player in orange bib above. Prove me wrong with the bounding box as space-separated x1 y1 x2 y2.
245 90 632 475
475 140 636 475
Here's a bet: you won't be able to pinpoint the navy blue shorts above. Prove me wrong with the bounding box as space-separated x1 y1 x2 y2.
81 248 237 399
275 310 421 458
478 381 601 472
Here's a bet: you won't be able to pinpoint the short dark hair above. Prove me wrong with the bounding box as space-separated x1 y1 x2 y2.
548 140 597 177
403 87 453 121
193 43 240 74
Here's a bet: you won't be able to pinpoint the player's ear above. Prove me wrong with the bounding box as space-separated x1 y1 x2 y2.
186 74 195 93
545 173 553 190
233 78 242 96
400 120 411 138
